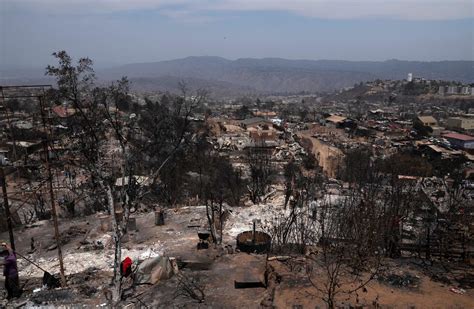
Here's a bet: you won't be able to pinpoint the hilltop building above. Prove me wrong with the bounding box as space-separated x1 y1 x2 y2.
325 114 347 128
447 116 474 131
443 132 474 150
240 117 273 130
416 116 438 127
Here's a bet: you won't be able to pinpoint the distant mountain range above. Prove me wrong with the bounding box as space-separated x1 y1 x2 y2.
2 57 473 97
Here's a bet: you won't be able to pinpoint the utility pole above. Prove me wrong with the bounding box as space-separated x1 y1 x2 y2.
39 95 67 287
0 168 15 251
42 140 67 286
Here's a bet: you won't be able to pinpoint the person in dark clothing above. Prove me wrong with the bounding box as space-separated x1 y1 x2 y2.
0 243 21 300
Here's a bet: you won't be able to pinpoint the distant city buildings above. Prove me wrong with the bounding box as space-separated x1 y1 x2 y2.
447 86 459 95
416 115 438 127
447 115 474 131
461 86 471 95
442 132 474 150
438 85 473 96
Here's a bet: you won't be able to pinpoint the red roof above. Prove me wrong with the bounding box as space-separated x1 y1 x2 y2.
52 106 68 118
443 133 474 142
52 105 76 118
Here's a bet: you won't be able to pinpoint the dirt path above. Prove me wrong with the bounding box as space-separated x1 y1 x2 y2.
271 259 474 308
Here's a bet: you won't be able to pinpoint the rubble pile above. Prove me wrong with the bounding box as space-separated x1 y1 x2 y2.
378 272 421 289
19 242 164 279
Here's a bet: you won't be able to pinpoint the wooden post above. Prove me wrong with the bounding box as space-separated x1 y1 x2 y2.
127 217 137 231
43 140 66 287
0 168 15 251
252 219 257 244
155 208 165 226
99 215 111 232
115 209 124 224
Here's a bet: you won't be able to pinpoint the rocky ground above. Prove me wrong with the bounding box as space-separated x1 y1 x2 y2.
1 193 473 308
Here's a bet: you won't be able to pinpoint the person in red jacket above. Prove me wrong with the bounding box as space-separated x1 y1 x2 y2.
0 243 21 300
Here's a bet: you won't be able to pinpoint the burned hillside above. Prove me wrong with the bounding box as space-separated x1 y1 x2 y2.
0 52 473 308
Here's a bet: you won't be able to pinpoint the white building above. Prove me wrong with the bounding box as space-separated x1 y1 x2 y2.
461 86 471 95
447 86 459 95
438 86 445 95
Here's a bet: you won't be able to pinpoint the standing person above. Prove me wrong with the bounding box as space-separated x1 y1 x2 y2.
0 243 21 300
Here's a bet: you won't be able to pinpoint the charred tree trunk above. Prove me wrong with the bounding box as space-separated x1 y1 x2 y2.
206 200 217 244
105 184 122 304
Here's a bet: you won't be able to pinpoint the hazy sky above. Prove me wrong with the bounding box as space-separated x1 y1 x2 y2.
1 0 473 68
